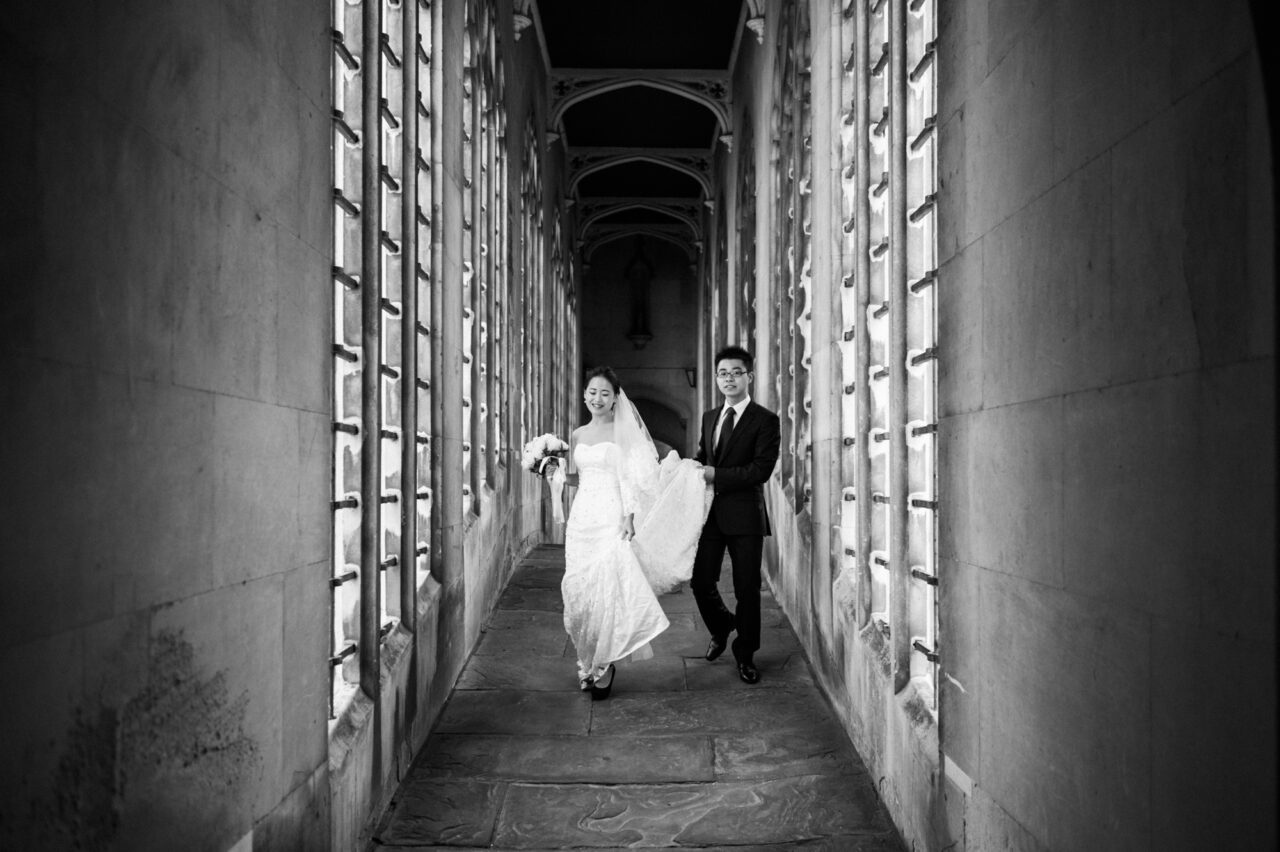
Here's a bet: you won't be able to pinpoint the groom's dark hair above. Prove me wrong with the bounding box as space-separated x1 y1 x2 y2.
713 345 754 371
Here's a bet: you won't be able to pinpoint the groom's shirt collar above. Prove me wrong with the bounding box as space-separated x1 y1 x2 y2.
720 396 751 422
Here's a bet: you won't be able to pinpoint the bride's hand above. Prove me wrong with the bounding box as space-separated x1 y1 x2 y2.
619 516 636 541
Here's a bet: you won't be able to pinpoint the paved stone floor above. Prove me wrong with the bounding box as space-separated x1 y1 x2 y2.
371 545 906 851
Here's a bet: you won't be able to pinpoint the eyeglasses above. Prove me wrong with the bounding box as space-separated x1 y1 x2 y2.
715 369 748 379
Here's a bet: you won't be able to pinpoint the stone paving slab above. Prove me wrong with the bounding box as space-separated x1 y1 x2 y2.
454 655 581 691
415 733 715 783
386 839 904 852
473 624 571 657
713 725 865 780
683 650 815 691
493 774 894 848
375 779 502 847
589 688 838 736
435 690 589 735
496 585 563 612
372 545 905 851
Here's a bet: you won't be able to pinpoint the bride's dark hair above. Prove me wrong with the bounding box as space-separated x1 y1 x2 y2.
585 365 621 393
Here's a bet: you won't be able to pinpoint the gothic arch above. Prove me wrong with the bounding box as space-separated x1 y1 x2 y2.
583 227 697 264
580 201 700 236
551 77 731 134
569 153 712 197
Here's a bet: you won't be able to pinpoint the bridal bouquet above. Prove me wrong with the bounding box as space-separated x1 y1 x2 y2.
521 433 569 478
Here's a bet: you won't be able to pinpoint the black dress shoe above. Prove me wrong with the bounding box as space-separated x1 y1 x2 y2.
590 664 616 701
737 661 760 684
705 634 729 661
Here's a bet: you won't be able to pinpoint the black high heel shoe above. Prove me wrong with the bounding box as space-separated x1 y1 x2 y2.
589 664 616 701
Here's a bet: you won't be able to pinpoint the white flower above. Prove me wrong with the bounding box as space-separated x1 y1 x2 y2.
522 433 568 474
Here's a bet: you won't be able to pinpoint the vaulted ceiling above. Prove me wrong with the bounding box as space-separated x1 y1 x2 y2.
526 0 750 264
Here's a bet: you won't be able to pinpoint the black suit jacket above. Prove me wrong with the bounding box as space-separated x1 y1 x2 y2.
695 400 781 536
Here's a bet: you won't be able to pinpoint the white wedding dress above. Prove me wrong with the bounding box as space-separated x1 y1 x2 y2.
562 441 713 684
563 441 669 683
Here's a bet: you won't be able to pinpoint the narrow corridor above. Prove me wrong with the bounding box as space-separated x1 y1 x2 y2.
371 545 905 850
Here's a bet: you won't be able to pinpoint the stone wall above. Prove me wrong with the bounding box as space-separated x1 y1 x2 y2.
745 1 1275 850
936 1 1275 848
1 2 332 849
1 1 562 850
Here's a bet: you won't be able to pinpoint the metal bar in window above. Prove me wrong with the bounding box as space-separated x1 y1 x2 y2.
416 262 430 281
417 38 430 66
379 556 398 570
332 496 359 510
380 364 400 379
380 297 401 316
873 106 890 137
380 231 401 254
330 570 358 588
871 41 890 77
333 109 360 145
873 554 889 565
416 378 430 390
330 643 357 666
910 498 938 510
872 493 891 504
843 437 856 446
871 0 889 15
416 321 430 336
331 29 360 71
416 433 429 445
380 165 401 192
909 193 938 223
873 301 889 319
416 149 431 173
909 41 937 83
909 269 937 293
872 171 890 197
380 493 398 505
333 266 360 290
871 238 889 259
872 367 889 380
844 328 856 341
333 343 359 363
912 640 939 662
379 621 396 639
910 115 937 151
334 188 360 217
380 98 401 130
334 421 360 436
910 346 938 366
416 543 429 556
910 422 938 436
909 0 928 10
911 568 939 585
380 428 399 441
380 32 402 68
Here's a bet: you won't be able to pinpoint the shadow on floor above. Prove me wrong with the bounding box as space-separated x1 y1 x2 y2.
371 544 906 851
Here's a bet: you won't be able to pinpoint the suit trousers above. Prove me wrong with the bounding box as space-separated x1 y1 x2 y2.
690 520 763 662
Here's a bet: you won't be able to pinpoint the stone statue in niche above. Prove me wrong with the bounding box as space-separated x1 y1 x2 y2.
626 237 654 350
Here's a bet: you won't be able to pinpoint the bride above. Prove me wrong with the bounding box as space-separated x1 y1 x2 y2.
543 366 709 700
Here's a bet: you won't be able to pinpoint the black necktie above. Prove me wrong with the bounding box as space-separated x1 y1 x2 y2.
714 407 736 462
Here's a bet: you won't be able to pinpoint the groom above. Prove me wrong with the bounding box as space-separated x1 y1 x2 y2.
693 345 781 684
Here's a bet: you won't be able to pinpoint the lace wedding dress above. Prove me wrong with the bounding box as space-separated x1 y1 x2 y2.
562 439 713 684
563 441 670 684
